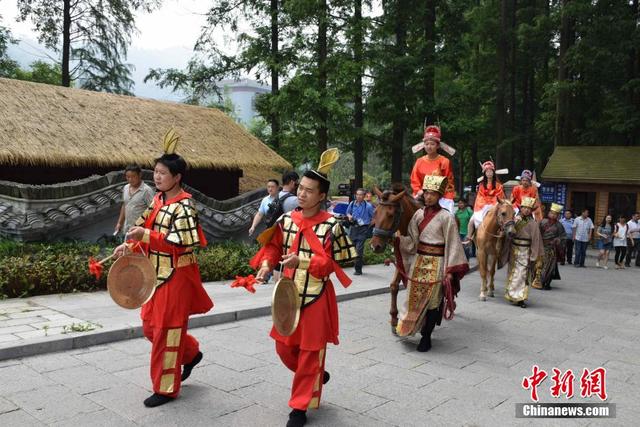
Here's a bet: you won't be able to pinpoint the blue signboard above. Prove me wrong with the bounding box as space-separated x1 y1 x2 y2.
555 183 567 207
539 182 568 209
540 183 556 203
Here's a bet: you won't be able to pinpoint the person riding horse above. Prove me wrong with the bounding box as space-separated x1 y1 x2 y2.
465 160 508 244
409 124 456 213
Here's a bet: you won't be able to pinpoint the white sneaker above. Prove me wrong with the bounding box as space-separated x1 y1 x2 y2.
603 266 608 270
596 261 600 268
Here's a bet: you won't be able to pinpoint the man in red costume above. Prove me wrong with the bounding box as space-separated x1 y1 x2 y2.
410 125 456 212
252 149 356 427
114 129 213 408
511 169 542 221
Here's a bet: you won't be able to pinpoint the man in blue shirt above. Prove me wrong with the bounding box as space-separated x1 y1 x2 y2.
559 209 574 264
347 188 375 275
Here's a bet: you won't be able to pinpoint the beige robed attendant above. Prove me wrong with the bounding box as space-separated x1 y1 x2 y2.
501 214 544 303
396 207 469 336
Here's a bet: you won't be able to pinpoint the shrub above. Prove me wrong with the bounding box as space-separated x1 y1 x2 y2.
0 238 389 299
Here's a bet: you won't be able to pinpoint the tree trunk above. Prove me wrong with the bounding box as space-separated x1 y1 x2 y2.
353 0 364 189
317 0 328 153
61 0 71 87
391 0 408 182
270 0 280 149
509 0 517 173
495 0 508 166
423 0 436 119
554 0 573 147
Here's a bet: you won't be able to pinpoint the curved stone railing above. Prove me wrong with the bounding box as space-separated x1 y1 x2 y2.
0 171 267 243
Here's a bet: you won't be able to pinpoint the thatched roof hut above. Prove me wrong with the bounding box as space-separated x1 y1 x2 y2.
0 78 290 199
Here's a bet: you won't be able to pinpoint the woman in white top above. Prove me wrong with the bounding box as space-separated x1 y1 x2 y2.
613 216 628 269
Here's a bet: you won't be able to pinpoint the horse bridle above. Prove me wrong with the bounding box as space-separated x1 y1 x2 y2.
482 204 516 238
372 200 403 240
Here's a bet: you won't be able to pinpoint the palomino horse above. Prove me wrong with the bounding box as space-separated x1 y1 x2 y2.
370 184 421 331
474 199 516 301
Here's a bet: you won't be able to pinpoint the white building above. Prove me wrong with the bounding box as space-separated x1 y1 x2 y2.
217 79 271 126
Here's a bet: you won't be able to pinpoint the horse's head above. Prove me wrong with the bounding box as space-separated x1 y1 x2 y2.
370 186 405 253
496 198 516 238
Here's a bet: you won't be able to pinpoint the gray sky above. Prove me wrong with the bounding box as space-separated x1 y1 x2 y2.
0 0 215 101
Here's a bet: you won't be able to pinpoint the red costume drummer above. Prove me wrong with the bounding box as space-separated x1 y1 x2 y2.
410 125 456 212
251 149 356 427
511 169 542 221
465 160 507 242
113 129 213 408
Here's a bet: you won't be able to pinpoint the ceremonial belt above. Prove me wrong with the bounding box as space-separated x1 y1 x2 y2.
512 238 532 247
417 242 445 256
176 252 197 268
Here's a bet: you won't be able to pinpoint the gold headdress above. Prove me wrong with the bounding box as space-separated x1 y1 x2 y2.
162 128 180 155
521 197 536 209
310 148 340 181
422 175 448 195
550 203 563 214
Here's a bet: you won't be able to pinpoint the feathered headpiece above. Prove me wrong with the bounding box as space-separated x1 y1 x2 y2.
162 128 180 155
412 121 456 156
476 159 509 182
309 148 340 182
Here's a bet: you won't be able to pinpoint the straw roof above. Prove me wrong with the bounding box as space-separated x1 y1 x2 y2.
542 146 640 185
0 78 291 171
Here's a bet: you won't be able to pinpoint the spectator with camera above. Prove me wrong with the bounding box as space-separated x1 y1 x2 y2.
346 188 375 275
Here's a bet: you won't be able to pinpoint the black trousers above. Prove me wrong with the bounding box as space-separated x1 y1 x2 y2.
615 246 627 265
625 238 640 266
564 239 574 264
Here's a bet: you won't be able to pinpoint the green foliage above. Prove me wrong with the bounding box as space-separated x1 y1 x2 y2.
7 60 63 85
16 0 160 93
0 237 387 299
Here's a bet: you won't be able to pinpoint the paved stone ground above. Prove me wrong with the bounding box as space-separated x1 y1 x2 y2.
0 263 638 426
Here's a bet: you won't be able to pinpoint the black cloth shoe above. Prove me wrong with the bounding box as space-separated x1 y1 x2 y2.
518 301 527 308
287 409 307 427
323 371 330 384
181 351 203 381
143 393 174 408
417 335 432 352
354 270 362 276
417 308 439 352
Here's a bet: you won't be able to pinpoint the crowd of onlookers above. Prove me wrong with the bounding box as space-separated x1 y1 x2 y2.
557 208 639 269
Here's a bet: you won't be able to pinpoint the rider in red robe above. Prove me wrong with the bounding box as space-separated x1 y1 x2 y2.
466 161 506 242
410 125 456 212
252 152 356 427
511 169 542 221
114 133 213 408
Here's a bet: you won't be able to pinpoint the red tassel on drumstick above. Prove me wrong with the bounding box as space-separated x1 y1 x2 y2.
231 275 259 293
88 242 139 279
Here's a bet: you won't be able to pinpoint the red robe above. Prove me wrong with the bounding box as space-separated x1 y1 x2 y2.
474 181 505 212
251 209 355 350
135 191 213 327
410 155 455 199
510 185 542 221
129 190 213 398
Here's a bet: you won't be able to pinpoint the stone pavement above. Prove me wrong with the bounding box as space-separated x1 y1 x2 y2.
0 263 408 360
0 262 638 426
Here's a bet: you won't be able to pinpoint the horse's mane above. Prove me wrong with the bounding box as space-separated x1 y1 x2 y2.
380 183 420 208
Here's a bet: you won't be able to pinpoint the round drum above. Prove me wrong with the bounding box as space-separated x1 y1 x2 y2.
107 254 156 309
271 277 301 336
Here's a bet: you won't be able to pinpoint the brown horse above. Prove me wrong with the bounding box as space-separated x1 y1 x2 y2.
474 199 516 301
370 184 421 331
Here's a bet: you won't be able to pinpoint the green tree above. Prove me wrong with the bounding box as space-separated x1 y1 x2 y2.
0 15 19 77
16 0 160 94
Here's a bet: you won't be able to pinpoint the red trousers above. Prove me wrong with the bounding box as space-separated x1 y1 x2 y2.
276 341 327 410
142 321 200 397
